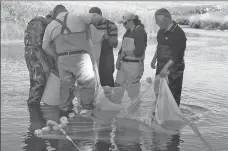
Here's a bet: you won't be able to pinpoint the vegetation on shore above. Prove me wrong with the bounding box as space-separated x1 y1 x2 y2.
1 1 228 41
170 5 228 30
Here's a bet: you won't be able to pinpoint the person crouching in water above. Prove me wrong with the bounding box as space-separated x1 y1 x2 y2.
115 12 147 102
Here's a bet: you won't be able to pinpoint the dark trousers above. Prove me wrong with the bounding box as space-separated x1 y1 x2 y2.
156 61 184 106
168 71 184 106
99 52 115 87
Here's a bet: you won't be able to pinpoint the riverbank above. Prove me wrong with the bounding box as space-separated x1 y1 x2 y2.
1 1 228 41
1 40 24 45
168 4 228 30
2 26 228 46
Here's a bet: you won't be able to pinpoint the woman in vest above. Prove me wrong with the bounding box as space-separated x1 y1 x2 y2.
115 12 147 101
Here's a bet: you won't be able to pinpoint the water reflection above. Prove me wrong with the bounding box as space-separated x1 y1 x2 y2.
166 134 181 151
2 29 228 151
1 42 25 59
23 104 182 151
23 104 58 151
140 131 181 151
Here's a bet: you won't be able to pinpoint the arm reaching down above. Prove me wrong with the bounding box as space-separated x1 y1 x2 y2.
103 21 118 48
42 25 58 60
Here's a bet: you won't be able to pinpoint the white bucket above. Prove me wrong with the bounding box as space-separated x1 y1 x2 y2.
41 72 61 105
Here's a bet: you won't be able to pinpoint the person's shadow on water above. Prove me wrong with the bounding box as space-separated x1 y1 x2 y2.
22 104 58 151
140 130 181 151
166 134 181 151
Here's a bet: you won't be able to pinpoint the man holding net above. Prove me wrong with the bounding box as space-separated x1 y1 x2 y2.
151 8 187 106
143 8 187 125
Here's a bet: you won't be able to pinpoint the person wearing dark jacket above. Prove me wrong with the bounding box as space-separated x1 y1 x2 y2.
151 8 187 107
89 7 118 87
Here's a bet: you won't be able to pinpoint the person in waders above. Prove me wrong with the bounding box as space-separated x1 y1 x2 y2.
115 12 147 101
42 5 110 116
142 8 187 126
24 13 54 104
151 8 187 107
89 7 118 87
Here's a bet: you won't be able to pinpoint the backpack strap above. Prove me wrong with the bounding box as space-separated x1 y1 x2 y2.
54 13 72 34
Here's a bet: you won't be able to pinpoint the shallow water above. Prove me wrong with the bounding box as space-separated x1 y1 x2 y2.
1 28 228 151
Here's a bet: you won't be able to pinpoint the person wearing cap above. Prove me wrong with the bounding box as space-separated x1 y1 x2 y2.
42 5 108 116
115 12 147 101
151 8 187 106
89 7 118 87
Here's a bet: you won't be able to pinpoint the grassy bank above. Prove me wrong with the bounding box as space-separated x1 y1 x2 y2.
1 1 151 41
170 5 228 30
1 1 228 41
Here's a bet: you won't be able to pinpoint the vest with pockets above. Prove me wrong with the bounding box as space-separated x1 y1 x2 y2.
121 25 146 62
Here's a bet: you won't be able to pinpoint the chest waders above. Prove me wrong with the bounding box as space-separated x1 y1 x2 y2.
115 26 145 101
54 13 95 111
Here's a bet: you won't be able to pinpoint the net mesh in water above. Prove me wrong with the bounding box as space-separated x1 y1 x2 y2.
39 25 213 151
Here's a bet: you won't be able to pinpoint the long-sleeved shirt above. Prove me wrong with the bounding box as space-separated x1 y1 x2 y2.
118 25 147 58
95 19 118 55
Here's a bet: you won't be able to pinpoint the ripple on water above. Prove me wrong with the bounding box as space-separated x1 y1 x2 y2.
1 34 228 151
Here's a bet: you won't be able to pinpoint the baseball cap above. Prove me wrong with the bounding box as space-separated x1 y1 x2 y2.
118 12 136 24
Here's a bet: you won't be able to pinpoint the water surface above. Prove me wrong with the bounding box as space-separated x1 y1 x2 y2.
1 28 228 151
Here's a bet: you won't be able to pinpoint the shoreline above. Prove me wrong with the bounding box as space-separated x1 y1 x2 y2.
2 26 228 44
1 40 24 45
180 25 228 37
